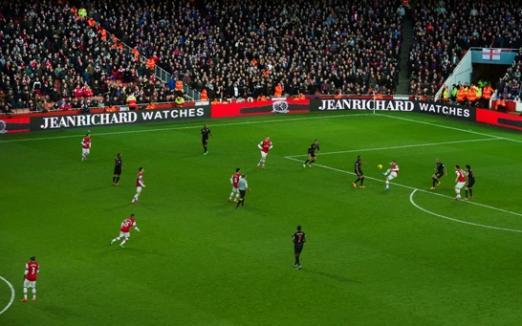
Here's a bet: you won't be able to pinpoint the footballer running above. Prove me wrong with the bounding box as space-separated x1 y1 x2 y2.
131 167 146 204
352 155 365 188
110 213 140 247
21 256 39 302
257 137 273 168
112 153 123 186
384 160 400 190
303 139 320 167
81 132 92 161
430 159 446 190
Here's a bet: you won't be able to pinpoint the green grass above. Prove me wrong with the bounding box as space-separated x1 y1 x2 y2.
1 111 522 326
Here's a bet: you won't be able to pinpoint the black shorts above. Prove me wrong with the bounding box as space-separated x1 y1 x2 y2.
114 167 122 175
308 151 316 158
294 244 304 254
202 138 208 145
435 172 444 179
467 179 475 188
355 171 364 177
239 190 246 199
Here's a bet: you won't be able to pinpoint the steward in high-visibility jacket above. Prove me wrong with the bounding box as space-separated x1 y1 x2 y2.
456 86 466 103
467 86 477 103
450 85 458 100
175 96 185 106
442 86 450 102
482 85 493 100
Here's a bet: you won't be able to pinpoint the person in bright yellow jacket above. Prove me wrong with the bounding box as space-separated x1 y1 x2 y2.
442 86 450 102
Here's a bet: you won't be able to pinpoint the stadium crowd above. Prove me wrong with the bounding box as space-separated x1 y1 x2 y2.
1 0 521 112
409 0 522 97
77 0 403 99
496 50 522 100
0 1 175 112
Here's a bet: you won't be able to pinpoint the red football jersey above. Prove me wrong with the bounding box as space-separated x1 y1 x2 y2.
25 261 39 281
231 172 241 188
259 140 272 153
120 217 136 232
136 172 144 187
456 169 466 182
390 162 399 173
82 136 91 149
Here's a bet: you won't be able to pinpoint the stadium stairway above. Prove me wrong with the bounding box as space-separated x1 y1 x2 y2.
396 14 414 95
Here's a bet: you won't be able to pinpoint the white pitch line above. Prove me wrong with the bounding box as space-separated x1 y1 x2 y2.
377 113 522 144
285 138 499 158
0 276 15 316
284 156 522 217
0 113 373 144
409 189 522 233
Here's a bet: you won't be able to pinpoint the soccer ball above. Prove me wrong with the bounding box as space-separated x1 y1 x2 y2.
377 164 383 170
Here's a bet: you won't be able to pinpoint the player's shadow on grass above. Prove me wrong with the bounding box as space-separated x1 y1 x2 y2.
302 269 361 284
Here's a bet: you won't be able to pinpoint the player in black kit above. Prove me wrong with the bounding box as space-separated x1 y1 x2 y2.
112 153 122 185
464 164 475 200
292 225 306 269
352 155 365 188
201 124 211 155
303 139 320 167
430 159 446 190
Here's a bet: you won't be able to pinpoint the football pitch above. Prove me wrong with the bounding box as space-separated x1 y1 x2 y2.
2 111 522 326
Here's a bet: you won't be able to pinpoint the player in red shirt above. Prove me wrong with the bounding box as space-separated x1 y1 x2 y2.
131 167 146 204
384 160 400 190
21 256 39 302
229 168 241 202
81 132 91 161
257 137 273 168
110 213 140 247
454 165 467 200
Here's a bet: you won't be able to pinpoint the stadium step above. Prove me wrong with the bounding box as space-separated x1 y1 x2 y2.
396 13 414 95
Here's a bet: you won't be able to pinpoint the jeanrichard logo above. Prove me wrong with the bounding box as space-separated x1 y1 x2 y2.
317 99 415 111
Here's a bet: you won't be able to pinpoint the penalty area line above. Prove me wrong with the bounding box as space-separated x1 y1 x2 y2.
284 137 499 158
283 156 522 218
409 189 522 234
0 275 15 316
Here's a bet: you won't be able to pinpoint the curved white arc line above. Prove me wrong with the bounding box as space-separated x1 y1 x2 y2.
0 276 15 315
409 189 522 234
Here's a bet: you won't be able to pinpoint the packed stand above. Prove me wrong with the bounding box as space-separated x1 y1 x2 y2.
80 0 403 100
496 49 522 101
409 0 522 97
0 1 175 112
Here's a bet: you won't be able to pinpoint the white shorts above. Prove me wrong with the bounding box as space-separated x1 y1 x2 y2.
24 280 36 289
82 148 90 155
260 151 268 159
455 182 466 191
231 187 239 193
119 231 130 239
136 186 143 194
386 171 398 181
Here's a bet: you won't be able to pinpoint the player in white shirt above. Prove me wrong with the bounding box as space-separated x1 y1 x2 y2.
384 160 399 190
454 165 467 200
131 167 146 204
